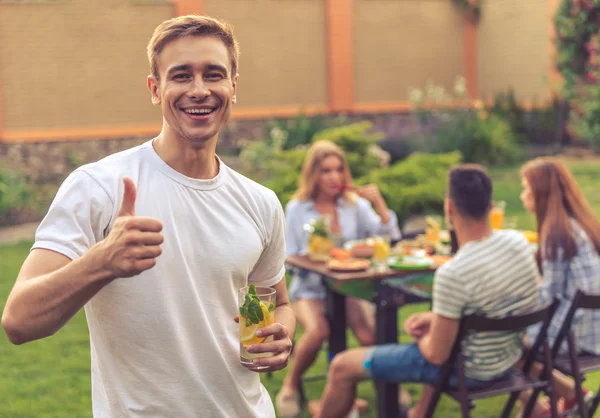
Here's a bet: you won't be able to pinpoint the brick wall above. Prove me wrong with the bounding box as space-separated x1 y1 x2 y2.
354 0 465 102
478 0 551 101
0 0 173 130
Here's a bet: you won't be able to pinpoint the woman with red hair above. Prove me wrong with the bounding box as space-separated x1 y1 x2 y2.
520 157 600 414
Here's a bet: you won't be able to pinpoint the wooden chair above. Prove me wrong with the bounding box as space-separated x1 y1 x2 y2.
522 290 600 418
424 300 559 418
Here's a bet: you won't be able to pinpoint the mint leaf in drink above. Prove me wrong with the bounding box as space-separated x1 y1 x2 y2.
269 303 275 313
254 303 264 322
240 285 263 325
312 218 329 238
247 306 259 324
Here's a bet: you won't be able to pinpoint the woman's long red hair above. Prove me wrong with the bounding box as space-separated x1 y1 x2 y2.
521 157 600 262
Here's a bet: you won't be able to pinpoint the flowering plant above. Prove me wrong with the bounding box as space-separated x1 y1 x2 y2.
555 0 600 149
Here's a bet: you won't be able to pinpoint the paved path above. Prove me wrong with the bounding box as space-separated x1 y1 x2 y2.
0 222 38 245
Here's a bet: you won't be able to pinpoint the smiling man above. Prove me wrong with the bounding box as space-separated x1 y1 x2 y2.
2 15 295 418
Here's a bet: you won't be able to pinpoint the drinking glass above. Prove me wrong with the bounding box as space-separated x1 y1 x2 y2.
239 285 276 370
489 201 506 230
372 235 391 272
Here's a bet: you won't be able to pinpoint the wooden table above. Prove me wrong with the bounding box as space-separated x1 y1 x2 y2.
286 255 437 418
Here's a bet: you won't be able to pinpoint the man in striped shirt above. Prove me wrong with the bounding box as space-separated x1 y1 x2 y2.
311 164 539 418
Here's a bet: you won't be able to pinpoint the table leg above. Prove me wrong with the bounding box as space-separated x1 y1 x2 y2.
327 284 347 361
375 283 404 418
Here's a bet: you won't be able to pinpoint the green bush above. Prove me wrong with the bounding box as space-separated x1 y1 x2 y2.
357 152 462 223
267 112 346 150
0 164 33 222
313 122 386 178
487 89 528 142
407 78 523 165
487 90 562 145
427 113 522 166
572 88 600 151
239 122 456 223
261 148 308 206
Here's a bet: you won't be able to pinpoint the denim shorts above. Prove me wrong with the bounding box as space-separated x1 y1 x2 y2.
363 343 499 389
288 269 327 301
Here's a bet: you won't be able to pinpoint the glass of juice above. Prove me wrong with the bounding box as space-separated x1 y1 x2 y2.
239 285 276 370
489 201 506 230
425 215 442 244
372 235 391 272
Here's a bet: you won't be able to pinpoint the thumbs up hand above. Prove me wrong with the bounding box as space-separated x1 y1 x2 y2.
93 177 164 279
117 177 137 217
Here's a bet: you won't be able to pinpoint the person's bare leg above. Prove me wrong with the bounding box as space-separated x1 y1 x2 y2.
515 357 565 415
313 348 370 418
517 388 551 417
346 297 375 346
527 361 576 399
277 299 329 415
407 385 434 418
522 334 578 403
346 298 412 407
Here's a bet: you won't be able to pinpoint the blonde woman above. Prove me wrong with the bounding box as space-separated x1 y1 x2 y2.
276 140 401 416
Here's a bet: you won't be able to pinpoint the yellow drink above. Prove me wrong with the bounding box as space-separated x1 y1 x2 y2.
425 227 440 244
373 239 390 260
239 285 276 370
425 216 442 244
372 236 391 272
489 208 504 230
307 234 334 261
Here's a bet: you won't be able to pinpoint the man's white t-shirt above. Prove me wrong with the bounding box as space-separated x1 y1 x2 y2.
32 140 286 418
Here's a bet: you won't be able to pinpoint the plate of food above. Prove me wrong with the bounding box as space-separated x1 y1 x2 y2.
330 247 351 260
388 256 434 271
344 240 375 258
327 258 371 272
430 255 452 266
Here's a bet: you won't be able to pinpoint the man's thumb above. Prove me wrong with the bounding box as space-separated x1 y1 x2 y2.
117 177 136 217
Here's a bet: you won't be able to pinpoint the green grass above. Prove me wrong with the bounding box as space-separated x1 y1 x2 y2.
1 157 600 417
0 242 92 418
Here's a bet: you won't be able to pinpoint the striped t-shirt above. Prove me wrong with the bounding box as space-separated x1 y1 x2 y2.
432 229 539 380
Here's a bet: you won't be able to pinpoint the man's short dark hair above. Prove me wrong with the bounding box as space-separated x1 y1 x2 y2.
448 164 492 220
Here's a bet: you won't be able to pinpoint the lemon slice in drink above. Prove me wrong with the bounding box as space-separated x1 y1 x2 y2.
240 302 275 347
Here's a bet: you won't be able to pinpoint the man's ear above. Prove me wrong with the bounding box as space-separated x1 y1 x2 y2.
231 73 239 104
147 75 161 106
444 197 455 226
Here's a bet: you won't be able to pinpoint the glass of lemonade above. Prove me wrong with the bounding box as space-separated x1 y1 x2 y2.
239 285 276 370
372 235 391 272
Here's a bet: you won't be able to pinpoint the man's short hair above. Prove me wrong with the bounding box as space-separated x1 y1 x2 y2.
448 164 492 220
147 15 240 81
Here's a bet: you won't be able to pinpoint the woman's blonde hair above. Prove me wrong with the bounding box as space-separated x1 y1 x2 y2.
292 140 357 203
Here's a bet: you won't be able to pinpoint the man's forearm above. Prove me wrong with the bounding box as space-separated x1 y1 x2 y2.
418 334 435 364
2 248 114 344
274 302 296 341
